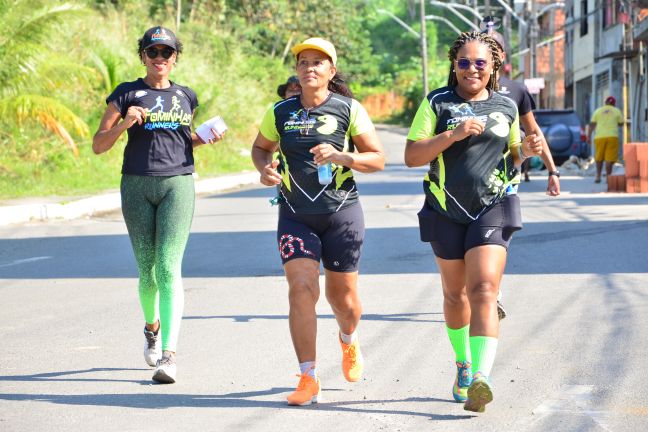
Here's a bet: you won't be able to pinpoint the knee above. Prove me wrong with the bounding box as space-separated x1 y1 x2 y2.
288 278 319 306
444 288 468 307
468 281 498 304
326 287 360 313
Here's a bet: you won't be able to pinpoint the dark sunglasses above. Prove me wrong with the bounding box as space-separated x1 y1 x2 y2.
456 58 489 71
144 47 175 59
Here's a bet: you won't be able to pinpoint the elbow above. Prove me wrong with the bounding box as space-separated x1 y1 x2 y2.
404 152 420 168
92 136 105 155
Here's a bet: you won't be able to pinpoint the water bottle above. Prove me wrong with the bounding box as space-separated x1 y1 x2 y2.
317 162 333 185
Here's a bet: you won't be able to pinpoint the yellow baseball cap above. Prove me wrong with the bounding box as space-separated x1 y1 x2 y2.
291 37 337 66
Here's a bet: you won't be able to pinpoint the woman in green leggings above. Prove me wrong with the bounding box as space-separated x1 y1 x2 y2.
92 26 223 383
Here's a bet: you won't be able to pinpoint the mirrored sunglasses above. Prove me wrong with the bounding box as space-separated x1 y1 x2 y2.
145 47 175 59
456 58 489 71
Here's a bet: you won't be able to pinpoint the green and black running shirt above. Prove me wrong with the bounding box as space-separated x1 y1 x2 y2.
407 86 521 224
260 93 374 214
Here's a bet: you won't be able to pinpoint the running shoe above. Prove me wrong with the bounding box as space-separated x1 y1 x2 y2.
452 361 472 402
340 336 364 382
143 325 162 367
152 351 176 384
464 372 493 413
287 373 321 406
497 301 507 321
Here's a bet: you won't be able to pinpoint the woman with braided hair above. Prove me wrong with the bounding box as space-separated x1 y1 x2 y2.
405 31 542 413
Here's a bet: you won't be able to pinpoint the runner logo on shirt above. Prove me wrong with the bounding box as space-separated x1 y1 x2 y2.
446 103 487 129
284 109 314 134
145 95 192 131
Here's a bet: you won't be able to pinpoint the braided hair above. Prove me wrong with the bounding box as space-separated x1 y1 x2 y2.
446 31 502 91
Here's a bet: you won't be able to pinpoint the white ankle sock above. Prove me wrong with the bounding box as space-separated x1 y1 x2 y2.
340 330 358 345
299 361 317 378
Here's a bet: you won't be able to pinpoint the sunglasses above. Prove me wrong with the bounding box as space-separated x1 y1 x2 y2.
144 47 175 59
456 58 489 71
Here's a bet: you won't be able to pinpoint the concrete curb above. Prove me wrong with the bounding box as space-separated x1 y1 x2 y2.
0 172 260 226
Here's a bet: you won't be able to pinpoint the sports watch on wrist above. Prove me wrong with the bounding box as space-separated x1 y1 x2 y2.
548 170 560 178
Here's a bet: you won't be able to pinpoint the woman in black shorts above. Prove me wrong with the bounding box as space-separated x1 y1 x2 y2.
405 31 542 413
251 37 384 406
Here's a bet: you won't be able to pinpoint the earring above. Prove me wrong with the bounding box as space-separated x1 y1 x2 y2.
452 69 455 72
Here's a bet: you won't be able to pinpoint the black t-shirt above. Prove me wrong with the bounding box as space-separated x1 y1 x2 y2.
259 93 374 214
107 78 199 176
497 76 535 116
407 86 521 224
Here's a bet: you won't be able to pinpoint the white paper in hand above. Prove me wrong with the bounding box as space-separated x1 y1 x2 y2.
196 116 228 142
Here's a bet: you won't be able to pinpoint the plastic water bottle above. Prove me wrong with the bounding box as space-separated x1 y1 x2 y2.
317 162 333 185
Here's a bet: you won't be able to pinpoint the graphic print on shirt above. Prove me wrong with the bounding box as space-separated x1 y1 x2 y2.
407 87 520 224
260 94 373 214
145 95 192 131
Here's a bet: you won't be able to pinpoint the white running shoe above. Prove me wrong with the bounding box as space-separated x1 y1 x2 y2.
152 351 176 384
143 326 162 367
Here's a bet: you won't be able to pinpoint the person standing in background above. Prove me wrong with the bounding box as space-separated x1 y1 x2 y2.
588 96 624 183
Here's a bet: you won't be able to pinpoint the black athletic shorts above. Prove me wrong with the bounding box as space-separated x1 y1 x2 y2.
277 202 365 272
417 194 523 260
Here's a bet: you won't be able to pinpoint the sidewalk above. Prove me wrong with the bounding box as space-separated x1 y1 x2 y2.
0 171 259 226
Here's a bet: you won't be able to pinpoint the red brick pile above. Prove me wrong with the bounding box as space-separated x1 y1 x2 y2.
610 143 648 193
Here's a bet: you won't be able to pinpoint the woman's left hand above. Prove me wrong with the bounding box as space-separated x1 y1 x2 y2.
198 129 225 145
522 134 543 156
310 143 340 165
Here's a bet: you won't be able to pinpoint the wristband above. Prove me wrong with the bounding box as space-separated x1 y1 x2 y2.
518 145 528 161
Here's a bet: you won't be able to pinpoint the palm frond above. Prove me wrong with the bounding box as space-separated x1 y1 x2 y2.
0 2 86 50
0 95 89 156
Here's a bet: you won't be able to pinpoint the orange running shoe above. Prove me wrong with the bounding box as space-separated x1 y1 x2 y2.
340 336 364 382
287 373 321 406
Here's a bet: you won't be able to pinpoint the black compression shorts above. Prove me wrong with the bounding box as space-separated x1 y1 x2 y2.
277 203 365 272
418 194 522 260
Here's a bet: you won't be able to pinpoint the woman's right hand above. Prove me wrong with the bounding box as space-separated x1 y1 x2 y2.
260 160 282 186
449 118 485 142
124 106 148 128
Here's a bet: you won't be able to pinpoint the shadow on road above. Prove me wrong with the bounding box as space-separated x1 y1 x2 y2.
0 387 471 420
1 218 645 279
183 312 444 324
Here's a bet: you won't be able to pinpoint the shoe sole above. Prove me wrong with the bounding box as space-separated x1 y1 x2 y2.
497 302 507 320
144 355 161 367
464 380 493 413
287 391 321 406
152 369 176 384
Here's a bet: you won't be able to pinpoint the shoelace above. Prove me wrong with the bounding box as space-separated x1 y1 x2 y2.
158 355 174 367
294 365 316 390
343 343 357 364
144 331 158 348
456 361 472 387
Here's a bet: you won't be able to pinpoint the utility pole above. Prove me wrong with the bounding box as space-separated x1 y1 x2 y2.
529 0 538 106
420 0 429 96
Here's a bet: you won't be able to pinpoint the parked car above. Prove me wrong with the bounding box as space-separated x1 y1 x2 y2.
532 109 589 166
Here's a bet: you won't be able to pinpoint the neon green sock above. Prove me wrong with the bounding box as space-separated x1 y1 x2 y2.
446 325 471 364
470 336 498 377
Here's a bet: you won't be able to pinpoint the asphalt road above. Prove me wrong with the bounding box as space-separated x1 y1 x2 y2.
1 125 647 431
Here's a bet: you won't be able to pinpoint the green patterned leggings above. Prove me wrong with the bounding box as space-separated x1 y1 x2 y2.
121 174 195 352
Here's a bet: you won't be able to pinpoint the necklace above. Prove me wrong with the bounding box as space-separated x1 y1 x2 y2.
300 91 331 110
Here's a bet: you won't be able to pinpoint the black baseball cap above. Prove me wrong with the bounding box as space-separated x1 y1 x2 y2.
142 26 178 50
277 76 300 98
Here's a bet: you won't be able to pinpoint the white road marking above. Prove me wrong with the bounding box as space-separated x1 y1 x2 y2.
513 385 612 431
0 256 52 268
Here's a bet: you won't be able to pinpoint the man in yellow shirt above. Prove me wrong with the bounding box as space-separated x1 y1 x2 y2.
588 96 624 183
